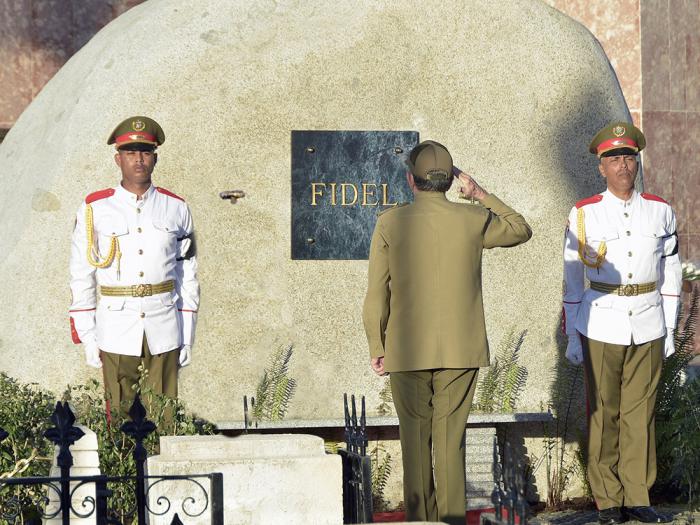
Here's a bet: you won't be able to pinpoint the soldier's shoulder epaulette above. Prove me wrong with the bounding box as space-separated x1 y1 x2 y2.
378 202 409 216
156 186 185 202
575 194 603 209
641 192 669 205
85 188 115 204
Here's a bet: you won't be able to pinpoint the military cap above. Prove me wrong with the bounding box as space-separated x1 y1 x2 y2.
107 116 165 149
406 140 453 180
589 122 646 157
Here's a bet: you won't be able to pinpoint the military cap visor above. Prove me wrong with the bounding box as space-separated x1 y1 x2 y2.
406 140 453 180
589 122 646 157
600 147 638 158
117 142 157 152
108 116 165 149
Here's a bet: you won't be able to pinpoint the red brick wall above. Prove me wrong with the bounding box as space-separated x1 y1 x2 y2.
640 0 700 264
0 0 144 128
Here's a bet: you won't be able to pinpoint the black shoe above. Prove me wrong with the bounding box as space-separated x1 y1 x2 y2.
623 506 672 523
599 507 625 525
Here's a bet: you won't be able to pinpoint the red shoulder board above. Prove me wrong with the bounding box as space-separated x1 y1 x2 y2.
575 194 603 209
85 188 115 204
156 187 185 202
641 193 668 204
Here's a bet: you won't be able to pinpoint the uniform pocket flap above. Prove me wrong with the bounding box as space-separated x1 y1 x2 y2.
94 215 129 236
101 297 125 311
591 296 614 308
641 226 668 239
152 218 179 234
589 229 618 242
158 291 179 307
644 293 662 307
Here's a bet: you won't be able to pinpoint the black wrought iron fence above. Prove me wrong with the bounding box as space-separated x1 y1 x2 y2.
339 393 373 524
482 437 529 525
0 395 223 525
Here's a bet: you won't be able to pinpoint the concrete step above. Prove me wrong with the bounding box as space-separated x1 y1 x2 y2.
467 497 495 510
465 471 496 483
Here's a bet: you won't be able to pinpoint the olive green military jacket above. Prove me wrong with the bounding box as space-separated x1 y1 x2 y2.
363 191 532 372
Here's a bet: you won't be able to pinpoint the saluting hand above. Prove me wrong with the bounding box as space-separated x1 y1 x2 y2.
453 167 488 202
370 357 387 376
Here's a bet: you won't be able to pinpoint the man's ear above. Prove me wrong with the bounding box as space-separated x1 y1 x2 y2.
406 171 416 192
114 152 122 168
597 161 606 179
153 153 158 166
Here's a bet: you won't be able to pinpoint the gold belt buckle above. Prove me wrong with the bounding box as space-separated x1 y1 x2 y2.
131 284 153 297
620 284 637 297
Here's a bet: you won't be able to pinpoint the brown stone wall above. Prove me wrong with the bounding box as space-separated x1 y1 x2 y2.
640 0 700 263
0 0 144 128
550 1 699 258
545 0 643 125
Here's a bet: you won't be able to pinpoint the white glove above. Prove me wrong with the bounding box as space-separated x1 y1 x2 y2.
84 342 102 369
179 345 192 367
664 329 675 358
565 335 584 365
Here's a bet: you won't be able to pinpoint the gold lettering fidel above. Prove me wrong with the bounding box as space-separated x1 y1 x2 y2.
362 183 378 206
341 183 358 206
311 183 326 206
329 182 337 206
308 182 397 207
381 183 397 206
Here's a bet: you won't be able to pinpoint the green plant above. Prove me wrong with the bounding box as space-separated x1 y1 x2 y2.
324 440 341 454
654 288 700 506
543 357 585 509
63 371 215 524
0 373 55 522
376 379 393 416
526 345 587 510
370 443 393 512
251 344 297 423
0 371 214 524
474 329 528 412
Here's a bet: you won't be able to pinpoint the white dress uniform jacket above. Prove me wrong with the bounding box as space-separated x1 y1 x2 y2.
563 190 682 345
69 184 200 356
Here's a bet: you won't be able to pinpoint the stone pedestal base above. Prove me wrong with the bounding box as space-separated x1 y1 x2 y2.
147 434 342 525
466 426 498 510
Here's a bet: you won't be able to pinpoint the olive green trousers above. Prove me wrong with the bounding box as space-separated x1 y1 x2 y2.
390 368 479 525
101 337 179 425
582 335 663 510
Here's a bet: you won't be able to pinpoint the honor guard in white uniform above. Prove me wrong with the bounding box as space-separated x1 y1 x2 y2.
562 122 681 525
69 116 199 419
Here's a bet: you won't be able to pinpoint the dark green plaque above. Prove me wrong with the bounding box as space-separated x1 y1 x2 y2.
291 130 419 260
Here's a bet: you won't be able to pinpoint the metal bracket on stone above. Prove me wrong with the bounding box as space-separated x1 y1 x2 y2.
243 395 258 432
219 190 245 204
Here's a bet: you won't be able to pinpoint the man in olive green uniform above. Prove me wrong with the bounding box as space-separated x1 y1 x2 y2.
563 123 680 524
363 140 532 525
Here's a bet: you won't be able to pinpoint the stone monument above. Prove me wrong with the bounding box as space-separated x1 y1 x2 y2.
0 0 632 425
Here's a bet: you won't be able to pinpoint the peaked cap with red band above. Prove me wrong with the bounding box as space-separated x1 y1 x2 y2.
107 116 165 149
589 121 646 157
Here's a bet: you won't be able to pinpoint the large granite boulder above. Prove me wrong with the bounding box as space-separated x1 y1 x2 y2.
0 0 632 422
